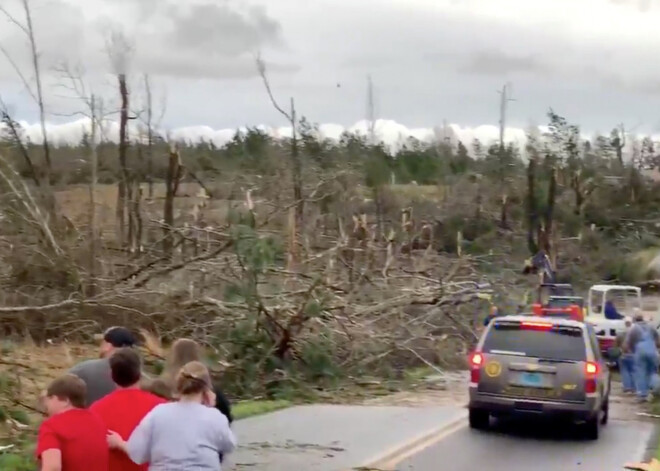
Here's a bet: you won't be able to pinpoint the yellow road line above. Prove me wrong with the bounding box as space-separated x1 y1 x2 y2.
355 411 467 470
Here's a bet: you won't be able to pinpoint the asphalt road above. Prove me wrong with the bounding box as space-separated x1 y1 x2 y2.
228 404 466 471
397 416 655 471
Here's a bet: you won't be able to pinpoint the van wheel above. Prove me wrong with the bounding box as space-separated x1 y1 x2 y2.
584 415 600 440
601 399 609 425
469 408 490 430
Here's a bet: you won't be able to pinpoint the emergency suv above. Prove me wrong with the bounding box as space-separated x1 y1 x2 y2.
469 315 611 440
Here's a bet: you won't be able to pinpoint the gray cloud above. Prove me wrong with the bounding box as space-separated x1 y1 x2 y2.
7 0 660 139
125 1 288 79
0 0 86 77
165 3 282 56
597 73 660 95
2 0 291 80
459 51 548 76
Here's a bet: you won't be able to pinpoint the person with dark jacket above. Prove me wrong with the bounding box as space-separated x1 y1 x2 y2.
213 380 233 424
604 300 624 320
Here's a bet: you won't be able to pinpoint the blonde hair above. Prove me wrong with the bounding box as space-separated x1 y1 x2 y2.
175 361 212 396
162 338 202 386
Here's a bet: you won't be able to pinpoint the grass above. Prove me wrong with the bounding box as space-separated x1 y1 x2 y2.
233 399 292 420
0 452 32 471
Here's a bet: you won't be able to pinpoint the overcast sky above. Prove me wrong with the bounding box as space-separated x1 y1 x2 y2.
2 0 660 146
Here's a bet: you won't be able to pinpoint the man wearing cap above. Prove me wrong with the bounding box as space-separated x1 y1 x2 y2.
69 327 137 406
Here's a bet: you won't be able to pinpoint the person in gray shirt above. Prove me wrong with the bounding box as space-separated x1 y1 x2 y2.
69 326 138 406
107 360 236 470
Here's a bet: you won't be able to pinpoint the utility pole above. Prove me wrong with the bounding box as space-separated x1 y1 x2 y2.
497 83 515 228
367 74 376 145
497 83 515 151
442 119 450 146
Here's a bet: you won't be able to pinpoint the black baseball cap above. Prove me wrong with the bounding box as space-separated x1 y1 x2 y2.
94 326 137 348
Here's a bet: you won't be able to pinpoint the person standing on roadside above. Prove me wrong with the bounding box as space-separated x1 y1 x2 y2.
91 348 167 471
483 305 500 327
158 338 233 464
69 326 138 406
107 361 236 470
161 338 233 424
624 311 660 402
616 317 635 393
36 374 108 471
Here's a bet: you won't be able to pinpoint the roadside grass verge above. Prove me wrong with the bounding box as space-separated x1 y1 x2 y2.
233 399 292 420
0 452 32 471
0 453 31 471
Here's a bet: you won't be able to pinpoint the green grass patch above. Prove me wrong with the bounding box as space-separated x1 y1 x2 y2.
0 452 33 471
233 399 292 420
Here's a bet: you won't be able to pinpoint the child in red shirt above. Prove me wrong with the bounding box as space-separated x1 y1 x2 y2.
36 374 108 471
90 348 166 471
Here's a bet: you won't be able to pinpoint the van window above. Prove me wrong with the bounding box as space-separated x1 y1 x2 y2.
482 324 586 361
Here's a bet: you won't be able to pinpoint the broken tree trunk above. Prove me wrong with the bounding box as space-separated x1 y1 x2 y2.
163 147 181 258
116 72 129 247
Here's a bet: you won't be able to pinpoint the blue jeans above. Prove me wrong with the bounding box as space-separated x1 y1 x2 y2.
619 354 635 392
634 349 659 398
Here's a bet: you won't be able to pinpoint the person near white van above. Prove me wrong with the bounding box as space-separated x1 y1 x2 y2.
624 311 660 402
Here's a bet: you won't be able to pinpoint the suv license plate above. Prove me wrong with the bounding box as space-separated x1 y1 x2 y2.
520 372 542 386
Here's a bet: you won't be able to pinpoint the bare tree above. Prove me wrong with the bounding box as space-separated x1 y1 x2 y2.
0 0 52 184
256 54 303 265
0 96 39 186
610 123 626 168
52 62 113 292
144 74 154 199
163 145 183 258
131 74 167 200
88 95 100 293
106 30 134 248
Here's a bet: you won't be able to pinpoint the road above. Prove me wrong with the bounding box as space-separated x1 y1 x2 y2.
228 404 466 471
397 413 655 471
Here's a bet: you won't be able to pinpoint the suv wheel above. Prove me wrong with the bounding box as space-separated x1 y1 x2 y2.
584 415 600 440
469 408 490 430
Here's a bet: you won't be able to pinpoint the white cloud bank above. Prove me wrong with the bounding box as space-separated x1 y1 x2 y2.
9 118 533 150
8 118 657 161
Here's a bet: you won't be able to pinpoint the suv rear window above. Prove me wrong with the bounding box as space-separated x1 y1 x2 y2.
482 324 587 361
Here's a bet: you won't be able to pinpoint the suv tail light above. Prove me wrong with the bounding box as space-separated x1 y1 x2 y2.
469 352 483 383
585 361 599 394
520 321 553 331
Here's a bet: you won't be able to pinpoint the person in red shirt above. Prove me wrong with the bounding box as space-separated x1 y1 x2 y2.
90 347 166 471
36 374 108 471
